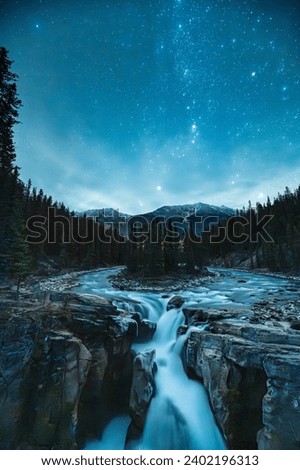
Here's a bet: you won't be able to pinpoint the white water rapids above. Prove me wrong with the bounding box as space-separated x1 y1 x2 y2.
136 300 225 450
77 267 298 450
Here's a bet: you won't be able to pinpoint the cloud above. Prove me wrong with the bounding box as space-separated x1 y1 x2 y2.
15 121 300 214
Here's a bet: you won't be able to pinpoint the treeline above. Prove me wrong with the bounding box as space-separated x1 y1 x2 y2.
126 217 204 276
204 188 300 272
125 186 300 275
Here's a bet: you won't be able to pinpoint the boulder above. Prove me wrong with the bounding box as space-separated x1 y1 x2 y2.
183 307 229 325
290 319 300 331
126 350 156 448
167 296 185 311
131 312 157 342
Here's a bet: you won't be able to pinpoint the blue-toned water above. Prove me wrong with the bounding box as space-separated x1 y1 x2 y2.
75 267 299 450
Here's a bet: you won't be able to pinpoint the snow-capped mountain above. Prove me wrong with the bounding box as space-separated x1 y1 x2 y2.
146 202 235 219
77 208 130 222
78 202 234 222
77 203 234 237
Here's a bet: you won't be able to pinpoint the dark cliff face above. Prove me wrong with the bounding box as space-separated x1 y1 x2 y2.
182 306 300 450
0 292 155 450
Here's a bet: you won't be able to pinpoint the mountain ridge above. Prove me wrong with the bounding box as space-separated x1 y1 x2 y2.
78 202 235 220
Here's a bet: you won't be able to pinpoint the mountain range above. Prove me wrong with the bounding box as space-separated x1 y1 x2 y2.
78 203 235 237
78 202 235 222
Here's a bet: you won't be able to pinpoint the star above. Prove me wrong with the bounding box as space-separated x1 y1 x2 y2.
1 0 299 214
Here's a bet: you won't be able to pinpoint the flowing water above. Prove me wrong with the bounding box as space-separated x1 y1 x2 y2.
75 267 299 450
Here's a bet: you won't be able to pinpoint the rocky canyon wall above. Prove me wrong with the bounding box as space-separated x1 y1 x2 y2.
183 306 300 450
0 291 155 449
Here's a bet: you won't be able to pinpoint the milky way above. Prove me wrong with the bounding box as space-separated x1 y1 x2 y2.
0 0 299 212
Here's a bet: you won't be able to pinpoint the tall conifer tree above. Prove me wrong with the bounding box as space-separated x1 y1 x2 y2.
0 47 22 252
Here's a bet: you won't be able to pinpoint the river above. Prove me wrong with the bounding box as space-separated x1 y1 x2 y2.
74 267 299 450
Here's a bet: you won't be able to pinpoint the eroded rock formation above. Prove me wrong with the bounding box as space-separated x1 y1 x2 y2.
183 306 300 450
0 291 154 449
126 349 156 448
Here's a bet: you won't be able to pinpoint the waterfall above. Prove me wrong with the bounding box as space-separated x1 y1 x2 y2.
134 302 225 450
81 278 225 450
76 267 299 450
85 416 131 450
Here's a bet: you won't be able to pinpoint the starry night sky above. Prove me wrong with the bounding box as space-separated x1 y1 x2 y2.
0 0 300 213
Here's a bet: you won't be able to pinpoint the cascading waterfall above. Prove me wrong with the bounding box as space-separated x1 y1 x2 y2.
85 416 131 450
134 300 225 450
76 267 299 450
80 276 225 449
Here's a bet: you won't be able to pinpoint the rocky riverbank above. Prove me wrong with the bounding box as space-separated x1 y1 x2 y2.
28 268 106 293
